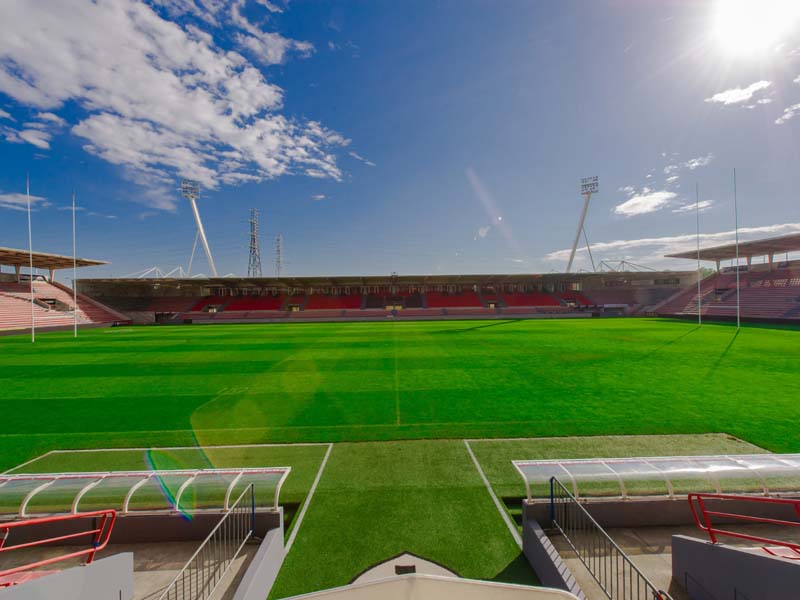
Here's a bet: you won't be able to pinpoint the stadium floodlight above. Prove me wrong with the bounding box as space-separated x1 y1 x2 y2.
181 179 218 277
580 176 599 195
567 176 598 273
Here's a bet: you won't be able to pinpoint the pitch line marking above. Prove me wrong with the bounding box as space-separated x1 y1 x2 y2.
39 442 330 455
3 450 57 475
285 442 333 554
463 439 522 549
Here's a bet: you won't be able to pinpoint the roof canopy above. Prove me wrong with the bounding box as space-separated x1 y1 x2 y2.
0 467 290 517
666 233 800 262
0 247 107 270
513 454 800 500
81 269 693 289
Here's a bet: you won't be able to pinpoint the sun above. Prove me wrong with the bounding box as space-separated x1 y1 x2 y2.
713 0 800 56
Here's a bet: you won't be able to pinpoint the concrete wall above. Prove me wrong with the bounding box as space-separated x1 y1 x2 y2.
672 535 800 600
521 516 585 599
0 511 282 546
0 553 133 600
524 497 800 529
232 516 285 600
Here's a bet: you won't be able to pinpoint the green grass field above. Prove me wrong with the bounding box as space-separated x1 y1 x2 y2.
1 317 799 597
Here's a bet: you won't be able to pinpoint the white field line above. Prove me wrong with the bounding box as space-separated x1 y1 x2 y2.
38 441 330 455
463 439 522 549
3 450 57 475
285 443 333 554
463 432 746 444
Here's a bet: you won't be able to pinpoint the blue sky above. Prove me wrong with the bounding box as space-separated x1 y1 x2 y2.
0 0 799 280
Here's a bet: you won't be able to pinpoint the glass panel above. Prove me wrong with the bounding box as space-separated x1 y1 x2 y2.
561 462 622 497
0 478 49 516
126 474 189 512
26 478 100 515
77 475 150 512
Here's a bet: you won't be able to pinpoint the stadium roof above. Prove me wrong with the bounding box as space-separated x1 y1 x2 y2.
81 269 693 288
666 233 800 262
0 247 107 270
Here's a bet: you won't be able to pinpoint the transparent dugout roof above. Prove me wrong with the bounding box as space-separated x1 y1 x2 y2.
513 454 800 500
0 467 290 518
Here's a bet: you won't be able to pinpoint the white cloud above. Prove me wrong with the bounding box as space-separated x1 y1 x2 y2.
57 205 86 211
664 153 714 175
545 222 800 264
348 150 376 167
705 80 771 105
672 200 713 213
18 129 52 149
0 108 12 120
0 1 346 210
666 175 679 183
794 74 800 84
0 192 50 211
614 190 677 217
255 0 283 13
310 194 325 200
776 102 800 124
36 112 65 126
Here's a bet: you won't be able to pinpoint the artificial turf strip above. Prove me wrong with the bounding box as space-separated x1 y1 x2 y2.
268 440 535 599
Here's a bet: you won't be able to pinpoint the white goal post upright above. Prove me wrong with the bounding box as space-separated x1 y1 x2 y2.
566 176 598 273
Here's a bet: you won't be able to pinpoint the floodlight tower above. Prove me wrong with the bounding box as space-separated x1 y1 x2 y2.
248 208 263 277
566 176 598 273
181 179 218 277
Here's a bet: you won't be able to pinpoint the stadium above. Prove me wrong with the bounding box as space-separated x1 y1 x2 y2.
1 2 800 600
1 224 800 600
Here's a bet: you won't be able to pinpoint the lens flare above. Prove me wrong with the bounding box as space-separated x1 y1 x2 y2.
713 0 800 56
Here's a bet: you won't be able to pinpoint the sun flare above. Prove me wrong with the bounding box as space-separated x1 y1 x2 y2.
713 0 800 56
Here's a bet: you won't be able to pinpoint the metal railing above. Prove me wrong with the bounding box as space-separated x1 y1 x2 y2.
0 510 116 583
688 492 800 552
159 484 255 600
550 477 671 600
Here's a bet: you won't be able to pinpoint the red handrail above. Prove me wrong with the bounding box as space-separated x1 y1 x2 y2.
0 510 116 583
688 493 800 550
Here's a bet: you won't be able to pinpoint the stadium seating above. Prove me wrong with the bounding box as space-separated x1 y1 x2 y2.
190 296 227 311
0 280 121 330
148 297 198 313
304 294 362 310
225 295 284 311
500 291 560 307
557 291 593 306
426 291 483 307
657 268 800 320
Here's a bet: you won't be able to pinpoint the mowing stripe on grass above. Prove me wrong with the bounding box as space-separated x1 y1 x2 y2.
463 439 521 548
285 442 333 553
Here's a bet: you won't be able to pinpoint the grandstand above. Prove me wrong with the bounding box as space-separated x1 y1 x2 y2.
660 233 800 322
0 247 126 332
77 270 695 325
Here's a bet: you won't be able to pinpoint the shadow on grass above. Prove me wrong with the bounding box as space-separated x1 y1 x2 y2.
490 552 540 586
706 328 741 379
431 320 518 335
632 325 701 364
